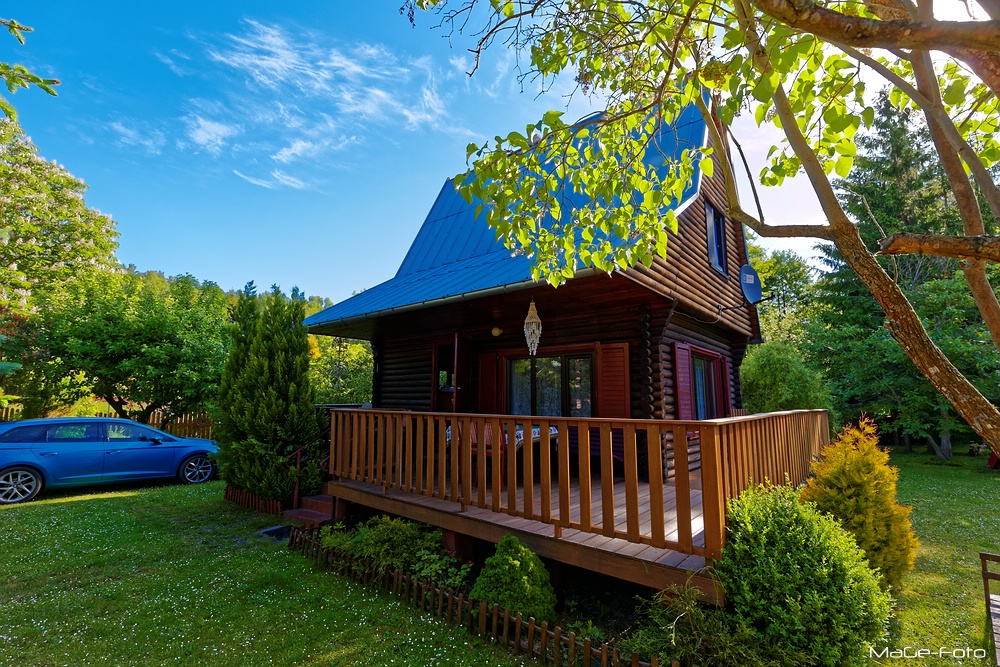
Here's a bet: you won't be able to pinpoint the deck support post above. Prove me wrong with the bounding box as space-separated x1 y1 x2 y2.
333 497 351 523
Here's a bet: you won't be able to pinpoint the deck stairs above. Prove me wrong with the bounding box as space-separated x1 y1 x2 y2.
283 494 334 528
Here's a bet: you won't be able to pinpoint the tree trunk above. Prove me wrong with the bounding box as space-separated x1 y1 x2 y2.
903 432 912 454
938 427 953 460
925 434 945 459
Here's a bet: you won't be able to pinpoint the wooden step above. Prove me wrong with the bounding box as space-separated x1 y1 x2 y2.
283 508 332 528
301 494 334 514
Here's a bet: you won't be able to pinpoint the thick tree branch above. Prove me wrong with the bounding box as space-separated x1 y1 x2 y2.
878 232 1000 262
751 0 1000 51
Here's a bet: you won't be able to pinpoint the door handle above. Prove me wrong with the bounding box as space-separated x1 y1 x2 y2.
38 452 57 456
106 450 122 455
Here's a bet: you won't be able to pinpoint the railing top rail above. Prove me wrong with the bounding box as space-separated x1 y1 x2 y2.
327 407 828 427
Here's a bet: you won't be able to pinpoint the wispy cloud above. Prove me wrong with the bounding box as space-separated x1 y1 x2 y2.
233 168 308 190
108 120 167 154
271 170 305 188
233 170 274 189
184 115 240 155
154 49 192 76
208 20 449 131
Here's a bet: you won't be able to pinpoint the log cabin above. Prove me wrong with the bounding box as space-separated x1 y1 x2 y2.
302 104 828 602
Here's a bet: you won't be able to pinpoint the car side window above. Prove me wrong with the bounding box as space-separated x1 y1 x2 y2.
45 423 102 443
0 424 47 443
107 423 167 442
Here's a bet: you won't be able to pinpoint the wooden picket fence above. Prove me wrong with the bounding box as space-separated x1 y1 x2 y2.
289 526 695 667
0 406 214 440
224 485 283 515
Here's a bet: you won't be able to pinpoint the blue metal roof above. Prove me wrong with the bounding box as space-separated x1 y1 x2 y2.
305 103 708 334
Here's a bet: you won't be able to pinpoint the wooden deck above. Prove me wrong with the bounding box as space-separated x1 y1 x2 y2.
325 474 721 603
325 408 829 604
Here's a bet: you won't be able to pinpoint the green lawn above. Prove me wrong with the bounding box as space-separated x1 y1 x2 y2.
0 481 527 667
877 452 1000 666
2 454 997 667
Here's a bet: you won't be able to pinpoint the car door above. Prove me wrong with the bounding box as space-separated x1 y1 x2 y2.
32 422 105 484
102 422 176 480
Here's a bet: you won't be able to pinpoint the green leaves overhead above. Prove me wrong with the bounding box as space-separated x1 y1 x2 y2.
0 19 59 120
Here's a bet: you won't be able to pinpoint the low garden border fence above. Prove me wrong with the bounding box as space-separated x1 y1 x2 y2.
223 485 282 515
289 525 696 667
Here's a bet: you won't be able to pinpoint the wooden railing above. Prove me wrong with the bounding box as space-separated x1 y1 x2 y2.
328 409 828 561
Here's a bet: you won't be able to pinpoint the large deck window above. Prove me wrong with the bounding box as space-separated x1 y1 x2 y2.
508 355 593 417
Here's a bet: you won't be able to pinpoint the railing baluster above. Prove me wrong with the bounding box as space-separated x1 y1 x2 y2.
672 425 692 553
599 423 614 537
578 425 592 532
522 418 535 520
646 424 665 548
539 419 551 525
557 422 571 535
623 422 640 543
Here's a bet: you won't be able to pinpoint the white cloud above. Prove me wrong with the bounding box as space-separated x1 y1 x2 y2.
233 168 307 190
185 115 240 155
271 169 305 189
154 49 192 77
108 120 167 154
233 170 274 188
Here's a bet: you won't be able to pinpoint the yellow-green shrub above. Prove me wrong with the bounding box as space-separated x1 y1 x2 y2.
800 417 918 592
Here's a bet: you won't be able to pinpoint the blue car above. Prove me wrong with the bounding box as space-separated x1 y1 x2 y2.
0 417 218 504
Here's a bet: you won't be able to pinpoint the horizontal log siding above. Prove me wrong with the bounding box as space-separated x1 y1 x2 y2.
368 278 675 421
373 337 433 411
329 408 829 561
624 136 755 337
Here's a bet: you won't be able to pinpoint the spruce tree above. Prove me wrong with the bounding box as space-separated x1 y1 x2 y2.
216 284 322 502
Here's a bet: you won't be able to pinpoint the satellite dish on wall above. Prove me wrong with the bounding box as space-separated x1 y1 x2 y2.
739 264 764 305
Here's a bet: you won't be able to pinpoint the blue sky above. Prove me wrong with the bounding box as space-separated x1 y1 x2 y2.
8 1 824 303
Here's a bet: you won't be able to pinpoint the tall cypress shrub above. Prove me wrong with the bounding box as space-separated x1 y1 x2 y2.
216 284 322 503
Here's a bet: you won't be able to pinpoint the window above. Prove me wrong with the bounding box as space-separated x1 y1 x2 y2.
674 342 731 420
44 423 101 443
706 201 727 274
508 354 593 417
106 422 174 442
692 354 718 419
0 424 46 443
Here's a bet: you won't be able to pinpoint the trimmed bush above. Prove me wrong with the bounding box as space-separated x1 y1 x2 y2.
716 484 892 667
800 417 918 591
470 534 557 623
741 341 832 415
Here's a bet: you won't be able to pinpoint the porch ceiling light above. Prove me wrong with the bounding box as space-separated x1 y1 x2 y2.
524 299 542 356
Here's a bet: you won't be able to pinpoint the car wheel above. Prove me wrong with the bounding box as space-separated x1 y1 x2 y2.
178 455 214 484
0 467 43 504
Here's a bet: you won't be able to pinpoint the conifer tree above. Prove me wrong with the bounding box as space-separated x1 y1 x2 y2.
216 284 322 502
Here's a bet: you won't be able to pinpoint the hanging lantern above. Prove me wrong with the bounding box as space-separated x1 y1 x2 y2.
524 299 542 356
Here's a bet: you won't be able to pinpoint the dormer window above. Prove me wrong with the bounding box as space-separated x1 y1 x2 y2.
706 201 726 275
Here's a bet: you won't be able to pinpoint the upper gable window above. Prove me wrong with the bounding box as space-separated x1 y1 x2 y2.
705 201 727 275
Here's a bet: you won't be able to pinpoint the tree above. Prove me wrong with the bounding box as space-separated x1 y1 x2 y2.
0 19 59 119
801 95 1000 458
747 239 816 343
0 120 118 310
407 0 1000 455
216 285 322 503
303 297 373 405
16 270 229 423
